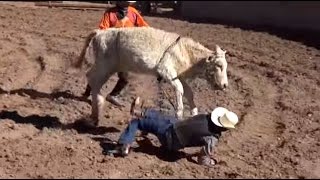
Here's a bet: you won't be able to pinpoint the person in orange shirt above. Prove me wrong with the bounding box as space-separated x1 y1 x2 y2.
99 1 149 29
83 1 149 107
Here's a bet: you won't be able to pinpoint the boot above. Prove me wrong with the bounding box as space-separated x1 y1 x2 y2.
105 143 131 157
113 143 131 157
130 97 146 118
106 94 124 107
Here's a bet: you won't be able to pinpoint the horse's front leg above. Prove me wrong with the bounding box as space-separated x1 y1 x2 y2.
170 78 184 120
157 54 184 119
90 88 105 126
180 79 198 116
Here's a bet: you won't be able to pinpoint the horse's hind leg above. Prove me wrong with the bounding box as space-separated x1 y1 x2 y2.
86 65 113 126
171 78 184 119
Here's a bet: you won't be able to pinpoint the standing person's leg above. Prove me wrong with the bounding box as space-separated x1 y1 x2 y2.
82 72 128 100
106 72 129 106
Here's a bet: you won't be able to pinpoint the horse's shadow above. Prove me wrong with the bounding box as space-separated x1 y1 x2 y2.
135 138 187 162
0 87 200 164
0 110 120 135
0 87 90 104
96 135 199 164
0 110 199 164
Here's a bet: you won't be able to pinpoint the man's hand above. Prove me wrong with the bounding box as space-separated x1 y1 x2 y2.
197 154 217 167
198 136 219 167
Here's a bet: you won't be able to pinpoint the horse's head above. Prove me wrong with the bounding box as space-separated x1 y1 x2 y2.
206 45 228 90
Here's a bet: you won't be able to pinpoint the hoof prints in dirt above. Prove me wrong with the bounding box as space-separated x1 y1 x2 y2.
35 55 46 71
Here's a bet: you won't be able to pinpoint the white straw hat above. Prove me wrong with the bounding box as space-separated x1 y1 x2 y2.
211 107 239 129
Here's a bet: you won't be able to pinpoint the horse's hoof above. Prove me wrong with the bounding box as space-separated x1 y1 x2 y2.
191 107 198 116
176 110 184 120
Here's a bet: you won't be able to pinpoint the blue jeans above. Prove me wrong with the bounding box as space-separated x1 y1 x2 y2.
118 109 179 149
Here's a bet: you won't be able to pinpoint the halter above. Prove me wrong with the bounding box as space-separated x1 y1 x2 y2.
157 35 181 66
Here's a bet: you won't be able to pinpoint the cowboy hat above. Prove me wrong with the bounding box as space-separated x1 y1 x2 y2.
211 107 239 129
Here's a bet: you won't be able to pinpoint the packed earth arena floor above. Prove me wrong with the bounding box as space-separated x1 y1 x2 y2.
0 2 319 179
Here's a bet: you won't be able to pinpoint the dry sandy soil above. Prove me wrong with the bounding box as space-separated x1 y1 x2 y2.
0 2 319 179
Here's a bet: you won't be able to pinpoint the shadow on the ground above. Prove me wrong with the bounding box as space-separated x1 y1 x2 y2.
97 135 199 164
0 87 91 104
134 137 188 162
0 110 120 135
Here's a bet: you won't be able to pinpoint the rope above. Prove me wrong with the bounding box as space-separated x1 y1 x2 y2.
158 81 177 112
156 35 181 113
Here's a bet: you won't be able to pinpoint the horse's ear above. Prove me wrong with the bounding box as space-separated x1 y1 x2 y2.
216 45 221 52
216 45 226 55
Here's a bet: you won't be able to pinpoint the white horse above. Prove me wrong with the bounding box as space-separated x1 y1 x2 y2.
75 27 228 126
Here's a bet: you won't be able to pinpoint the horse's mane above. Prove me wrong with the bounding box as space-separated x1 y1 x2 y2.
179 37 213 61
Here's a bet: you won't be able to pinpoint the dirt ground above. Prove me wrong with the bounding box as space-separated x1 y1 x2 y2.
0 2 319 179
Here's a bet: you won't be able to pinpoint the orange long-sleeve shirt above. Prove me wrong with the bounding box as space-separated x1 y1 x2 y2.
99 6 149 29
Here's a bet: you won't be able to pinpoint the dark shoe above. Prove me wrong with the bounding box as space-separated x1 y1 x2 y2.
119 144 131 157
140 131 148 137
105 143 131 157
106 94 124 107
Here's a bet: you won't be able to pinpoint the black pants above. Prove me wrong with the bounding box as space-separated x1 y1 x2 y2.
84 72 129 97
110 72 129 96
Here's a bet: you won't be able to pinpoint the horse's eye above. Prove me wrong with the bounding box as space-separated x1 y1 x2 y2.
215 64 223 69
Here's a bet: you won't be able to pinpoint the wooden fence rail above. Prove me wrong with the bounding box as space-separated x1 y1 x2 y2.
34 1 113 10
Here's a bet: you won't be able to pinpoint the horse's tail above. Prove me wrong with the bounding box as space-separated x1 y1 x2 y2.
73 29 99 69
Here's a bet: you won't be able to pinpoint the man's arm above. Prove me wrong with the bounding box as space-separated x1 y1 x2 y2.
197 136 219 167
99 11 111 30
201 136 219 156
136 13 149 27
131 7 149 27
